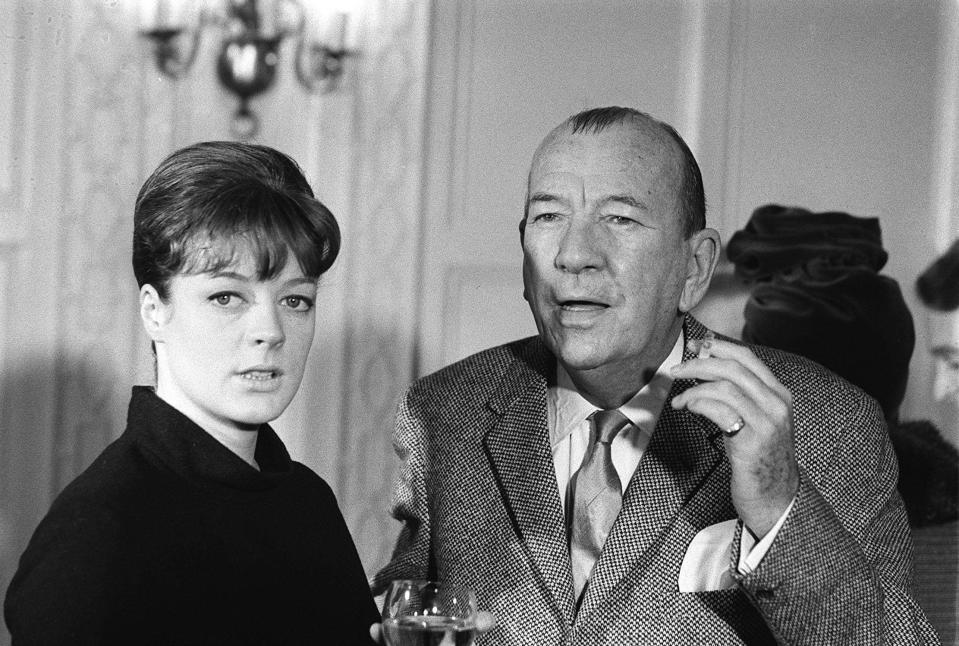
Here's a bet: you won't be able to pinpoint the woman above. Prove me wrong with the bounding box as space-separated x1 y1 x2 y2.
4 142 378 645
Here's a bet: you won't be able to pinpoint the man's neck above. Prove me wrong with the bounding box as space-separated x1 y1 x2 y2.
562 326 683 410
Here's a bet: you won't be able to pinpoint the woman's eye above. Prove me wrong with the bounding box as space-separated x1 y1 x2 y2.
282 296 314 312
209 292 240 307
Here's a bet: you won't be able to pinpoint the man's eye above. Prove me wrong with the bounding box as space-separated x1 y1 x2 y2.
282 296 314 312
608 215 637 225
531 212 560 223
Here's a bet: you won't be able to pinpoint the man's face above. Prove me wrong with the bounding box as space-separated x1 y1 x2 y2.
521 121 694 379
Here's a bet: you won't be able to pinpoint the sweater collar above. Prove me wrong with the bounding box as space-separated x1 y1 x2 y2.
127 386 293 491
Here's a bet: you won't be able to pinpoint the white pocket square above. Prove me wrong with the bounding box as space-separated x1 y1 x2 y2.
678 519 738 592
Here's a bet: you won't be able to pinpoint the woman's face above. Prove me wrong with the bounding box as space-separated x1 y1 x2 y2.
140 249 318 435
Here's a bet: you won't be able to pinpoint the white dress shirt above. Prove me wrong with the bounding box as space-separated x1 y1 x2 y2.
546 330 791 577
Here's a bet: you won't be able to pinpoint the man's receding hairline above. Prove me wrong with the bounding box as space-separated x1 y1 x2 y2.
529 116 685 178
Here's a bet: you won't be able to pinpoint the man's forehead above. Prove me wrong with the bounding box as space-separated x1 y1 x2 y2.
531 123 678 177
528 170 645 197
528 138 680 204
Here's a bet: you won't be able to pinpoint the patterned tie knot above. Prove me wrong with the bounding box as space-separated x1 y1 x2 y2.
589 409 630 445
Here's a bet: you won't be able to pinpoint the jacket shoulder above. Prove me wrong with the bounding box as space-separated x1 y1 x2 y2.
744 341 886 450
406 336 548 406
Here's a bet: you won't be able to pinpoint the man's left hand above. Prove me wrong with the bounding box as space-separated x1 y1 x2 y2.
670 336 799 538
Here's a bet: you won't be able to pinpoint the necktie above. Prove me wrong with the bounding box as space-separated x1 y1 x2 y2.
569 409 631 600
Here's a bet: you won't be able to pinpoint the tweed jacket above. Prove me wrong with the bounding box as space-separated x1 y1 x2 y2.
374 316 939 645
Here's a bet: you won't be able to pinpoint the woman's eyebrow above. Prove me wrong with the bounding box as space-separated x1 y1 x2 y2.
282 277 318 288
208 270 251 281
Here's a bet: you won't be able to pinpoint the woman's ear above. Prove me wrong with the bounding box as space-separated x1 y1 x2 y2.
679 228 721 313
139 284 168 342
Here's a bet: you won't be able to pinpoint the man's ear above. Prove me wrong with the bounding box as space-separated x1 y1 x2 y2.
519 217 530 302
139 284 169 342
679 228 721 313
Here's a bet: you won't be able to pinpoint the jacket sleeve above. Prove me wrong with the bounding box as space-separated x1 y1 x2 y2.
371 386 433 596
733 393 941 645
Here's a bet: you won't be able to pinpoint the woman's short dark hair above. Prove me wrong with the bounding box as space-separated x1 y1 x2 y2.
133 141 340 299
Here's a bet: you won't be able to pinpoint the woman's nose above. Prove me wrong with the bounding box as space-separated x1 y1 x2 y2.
555 220 603 273
248 304 285 346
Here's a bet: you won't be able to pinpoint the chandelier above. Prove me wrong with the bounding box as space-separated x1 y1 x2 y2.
141 0 355 138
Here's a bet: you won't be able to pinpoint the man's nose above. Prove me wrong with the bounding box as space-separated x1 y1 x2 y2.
247 303 285 347
555 220 603 273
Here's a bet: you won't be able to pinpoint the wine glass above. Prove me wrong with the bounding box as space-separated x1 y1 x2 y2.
381 579 477 646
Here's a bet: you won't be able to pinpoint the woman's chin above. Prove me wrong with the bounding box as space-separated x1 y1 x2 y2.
227 395 296 428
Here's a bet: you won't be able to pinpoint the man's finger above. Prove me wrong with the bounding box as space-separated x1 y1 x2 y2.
697 339 791 401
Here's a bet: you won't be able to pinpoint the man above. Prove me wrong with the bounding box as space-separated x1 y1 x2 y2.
374 107 938 644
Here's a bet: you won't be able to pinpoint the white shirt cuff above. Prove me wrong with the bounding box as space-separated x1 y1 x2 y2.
737 497 796 575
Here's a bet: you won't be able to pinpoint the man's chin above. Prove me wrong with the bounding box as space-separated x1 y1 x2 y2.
548 339 610 373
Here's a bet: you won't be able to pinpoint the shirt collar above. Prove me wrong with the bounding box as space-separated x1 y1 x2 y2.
549 331 685 447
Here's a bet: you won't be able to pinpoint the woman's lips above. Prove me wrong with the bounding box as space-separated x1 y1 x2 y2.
237 366 284 381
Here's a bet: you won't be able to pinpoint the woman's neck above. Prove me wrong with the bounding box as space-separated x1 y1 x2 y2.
203 424 260 470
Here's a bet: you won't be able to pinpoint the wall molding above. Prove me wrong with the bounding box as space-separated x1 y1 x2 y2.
336 0 431 573
933 0 959 250
0 0 23 243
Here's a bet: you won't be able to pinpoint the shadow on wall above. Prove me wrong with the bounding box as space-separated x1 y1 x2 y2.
1 353 123 645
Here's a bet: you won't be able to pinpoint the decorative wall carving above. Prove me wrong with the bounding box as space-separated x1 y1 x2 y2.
337 0 430 574
0 0 22 241
53 1 143 491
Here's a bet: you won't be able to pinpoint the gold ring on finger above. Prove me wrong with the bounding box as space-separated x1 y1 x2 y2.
723 417 746 437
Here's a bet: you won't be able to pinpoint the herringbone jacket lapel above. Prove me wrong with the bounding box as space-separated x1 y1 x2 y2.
482 340 577 627
576 317 727 621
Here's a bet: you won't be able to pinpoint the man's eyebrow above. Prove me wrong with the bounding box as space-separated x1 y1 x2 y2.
528 191 566 205
600 194 648 210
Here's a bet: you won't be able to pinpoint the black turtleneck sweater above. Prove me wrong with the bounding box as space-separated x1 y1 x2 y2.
5 387 378 645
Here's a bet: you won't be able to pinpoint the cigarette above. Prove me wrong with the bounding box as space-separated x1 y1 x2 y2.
698 330 716 359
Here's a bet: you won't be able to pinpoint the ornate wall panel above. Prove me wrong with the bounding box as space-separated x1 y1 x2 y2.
335 0 430 574
53 1 145 491
0 3 72 644
0 0 21 240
